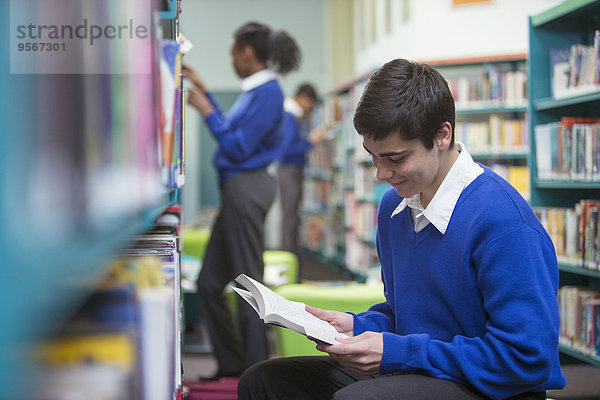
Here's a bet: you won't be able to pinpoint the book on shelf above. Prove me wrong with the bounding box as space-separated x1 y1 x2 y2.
550 47 571 97
443 63 527 107
159 39 185 189
232 274 348 345
558 286 600 357
550 31 600 99
456 115 528 156
534 118 600 181
535 199 600 270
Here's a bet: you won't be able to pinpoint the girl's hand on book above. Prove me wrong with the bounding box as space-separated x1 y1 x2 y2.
318 331 383 376
306 305 353 337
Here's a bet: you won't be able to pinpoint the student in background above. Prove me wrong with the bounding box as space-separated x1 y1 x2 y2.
238 59 565 399
182 21 300 380
277 83 325 256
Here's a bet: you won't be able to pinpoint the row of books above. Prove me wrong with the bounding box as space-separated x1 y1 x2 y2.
32 208 183 400
535 199 600 270
550 31 600 98
443 65 527 107
490 163 530 201
344 191 377 243
302 80 368 269
344 229 380 279
299 212 344 262
534 117 600 181
558 286 600 358
455 115 529 156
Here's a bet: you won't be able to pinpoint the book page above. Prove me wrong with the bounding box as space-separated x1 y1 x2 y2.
231 287 260 315
234 274 347 345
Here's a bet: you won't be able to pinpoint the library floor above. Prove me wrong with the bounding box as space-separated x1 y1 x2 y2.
182 252 600 400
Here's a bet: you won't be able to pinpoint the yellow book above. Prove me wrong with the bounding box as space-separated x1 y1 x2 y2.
508 165 530 201
36 333 135 370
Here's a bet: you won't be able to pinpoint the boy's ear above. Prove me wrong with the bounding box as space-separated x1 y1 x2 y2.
436 122 453 149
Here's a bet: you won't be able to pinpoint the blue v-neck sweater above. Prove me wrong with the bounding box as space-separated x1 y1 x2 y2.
204 80 284 182
353 167 566 399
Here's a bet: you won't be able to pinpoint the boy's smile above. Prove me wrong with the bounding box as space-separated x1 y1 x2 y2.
362 124 457 208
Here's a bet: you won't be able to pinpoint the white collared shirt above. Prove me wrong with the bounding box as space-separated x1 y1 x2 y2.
240 69 278 92
390 142 483 234
284 97 304 118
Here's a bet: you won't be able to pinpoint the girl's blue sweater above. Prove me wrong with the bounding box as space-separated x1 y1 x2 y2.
276 111 312 166
204 80 284 182
353 166 566 399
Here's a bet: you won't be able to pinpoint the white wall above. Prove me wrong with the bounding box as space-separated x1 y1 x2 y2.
179 0 328 94
178 0 328 223
353 0 565 73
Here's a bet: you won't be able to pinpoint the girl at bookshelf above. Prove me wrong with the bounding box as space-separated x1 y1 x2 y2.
277 83 325 256
182 21 300 380
238 59 566 399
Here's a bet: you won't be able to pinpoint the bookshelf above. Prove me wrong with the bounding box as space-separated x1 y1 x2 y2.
0 0 186 398
301 72 378 283
528 0 600 366
428 54 531 201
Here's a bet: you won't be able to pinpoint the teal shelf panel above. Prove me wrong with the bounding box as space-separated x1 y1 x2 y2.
359 236 377 247
356 196 379 205
304 170 332 181
471 151 528 160
559 262 600 279
456 105 527 115
534 90 600 111
301 206 329 216
531 0 598 27
169 188 180 206
159 0 177 19
558 344 600 367
534 179 600 189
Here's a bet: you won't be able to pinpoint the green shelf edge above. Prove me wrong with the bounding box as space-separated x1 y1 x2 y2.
559 344 600 366
456 105 527 115
534 91 600 111
534 179 600 189
531 0 598 27
558 262 600 279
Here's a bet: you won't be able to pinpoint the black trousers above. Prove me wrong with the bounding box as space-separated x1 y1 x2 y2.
277 164 303 255
197 170 276 376
237 356 547 400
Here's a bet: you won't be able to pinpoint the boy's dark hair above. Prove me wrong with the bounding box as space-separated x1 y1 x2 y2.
234 22 301 75
353 58 455 149
296 83 318 100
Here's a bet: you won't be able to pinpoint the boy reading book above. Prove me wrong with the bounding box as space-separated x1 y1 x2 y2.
237 59 566 400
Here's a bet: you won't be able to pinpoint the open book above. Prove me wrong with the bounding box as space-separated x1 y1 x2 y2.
232 274 348 345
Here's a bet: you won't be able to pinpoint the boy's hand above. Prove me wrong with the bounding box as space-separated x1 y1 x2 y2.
306 305 354 337
317 331 383 376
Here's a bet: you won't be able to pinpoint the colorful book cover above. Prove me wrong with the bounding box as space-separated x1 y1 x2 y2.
549 48 571 97
159 39 181 186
